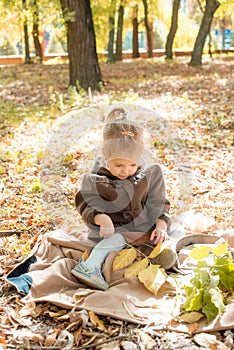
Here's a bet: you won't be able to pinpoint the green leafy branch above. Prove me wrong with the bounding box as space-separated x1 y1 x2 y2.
175 241 234 322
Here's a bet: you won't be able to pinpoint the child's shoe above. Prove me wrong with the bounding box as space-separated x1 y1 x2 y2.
149 247 178 270
71 259 109 291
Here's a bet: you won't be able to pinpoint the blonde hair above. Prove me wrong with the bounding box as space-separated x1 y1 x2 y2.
103 108 144 144
102 108 144 162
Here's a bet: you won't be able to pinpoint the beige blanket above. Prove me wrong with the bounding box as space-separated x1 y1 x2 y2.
7 227 234 334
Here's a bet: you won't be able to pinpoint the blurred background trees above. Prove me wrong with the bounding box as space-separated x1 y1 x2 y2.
0 0 233 89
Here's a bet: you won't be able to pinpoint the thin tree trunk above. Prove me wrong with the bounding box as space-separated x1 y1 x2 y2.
22 0 31 63
132 5 139 58
32 0 43 63
115 3 124 61
165 0 181 60
60 0 103 91
195 0 213 58
208 32 212 57
220 19 225 50
189 0 220 66
107 0 116 63
142 0 153 58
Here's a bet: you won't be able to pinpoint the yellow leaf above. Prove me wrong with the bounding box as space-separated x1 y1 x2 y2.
48 310 67 318
125 258 149 277
138 264 166 295
137 330 156 348
19 302 37 318
73 325 82 345
89 310 106 331
189 245 213 260
113 247 137 271
74 289 94 303
82 250 89 260
213 242 229 256
148 241 171 258
178 311 204 323
21 242 32 256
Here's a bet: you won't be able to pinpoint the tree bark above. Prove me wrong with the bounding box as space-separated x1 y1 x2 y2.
165 0 181 60
115 3 124 61
132 5 139 58
60 0 103 91
22 0 31 63
142 0 153 58
189 0 220 66
107 0 116 63
32 0 43 63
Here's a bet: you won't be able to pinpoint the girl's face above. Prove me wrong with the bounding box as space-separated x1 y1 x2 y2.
107 158 138 179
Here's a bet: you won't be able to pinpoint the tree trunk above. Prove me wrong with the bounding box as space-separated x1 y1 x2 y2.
115 4 124 61
32 0 43 63
220 19 225 50
60 0 103 91
22 0 31 63
189 0 220 66
132 5 139 58
208 32 212 57
107 0 116 63
142 0 153 58
165 0 181 60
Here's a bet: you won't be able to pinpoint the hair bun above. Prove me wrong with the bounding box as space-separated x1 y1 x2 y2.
106 108 127 122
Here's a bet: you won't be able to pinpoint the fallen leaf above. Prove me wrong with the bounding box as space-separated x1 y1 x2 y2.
137 330 156 349
74 289 94 303
194 332 229 350
54 330 74 350
121 340 138 350
177 311 204 323
124 258 149 277
48 309 68 318
89 310 106 331
138 265 166 295
113 248 137 271
44 329 60 347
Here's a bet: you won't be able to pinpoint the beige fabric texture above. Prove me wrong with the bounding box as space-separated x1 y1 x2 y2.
8 228 234 334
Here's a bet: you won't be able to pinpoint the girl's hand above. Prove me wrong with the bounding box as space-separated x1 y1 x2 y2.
99 226 115 238
94 214 115 238
150 219 170 245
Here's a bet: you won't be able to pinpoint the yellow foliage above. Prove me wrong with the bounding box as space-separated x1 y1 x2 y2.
125 258 149 278
88 310 106 331
213 242 229 257
177 311 204 324
138 264 166 296
190 242 229 261
148 241 168 258
113 247 137 271
82 250 89 261
189 245 213 260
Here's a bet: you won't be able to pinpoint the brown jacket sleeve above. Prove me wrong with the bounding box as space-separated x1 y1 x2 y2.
75 175 104 227
144 164 171 228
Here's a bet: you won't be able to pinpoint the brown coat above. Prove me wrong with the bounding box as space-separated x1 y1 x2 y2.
75 157 171 240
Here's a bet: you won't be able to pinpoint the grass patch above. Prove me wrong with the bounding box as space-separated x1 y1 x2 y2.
0 101 61 132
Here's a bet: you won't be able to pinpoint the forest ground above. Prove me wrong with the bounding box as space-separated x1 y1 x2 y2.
0 54 233 349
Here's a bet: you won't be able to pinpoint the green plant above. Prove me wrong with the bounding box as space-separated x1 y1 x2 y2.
176 242 234 322
31 180 42 193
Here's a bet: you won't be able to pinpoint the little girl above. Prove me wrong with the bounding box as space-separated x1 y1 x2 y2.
71 108 176 290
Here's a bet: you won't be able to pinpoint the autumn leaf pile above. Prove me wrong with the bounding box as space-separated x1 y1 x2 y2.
0 56 233 348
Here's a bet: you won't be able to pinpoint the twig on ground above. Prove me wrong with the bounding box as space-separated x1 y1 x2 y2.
0 230 23 237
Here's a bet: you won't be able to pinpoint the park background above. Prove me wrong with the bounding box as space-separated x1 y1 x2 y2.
0 0 233 64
